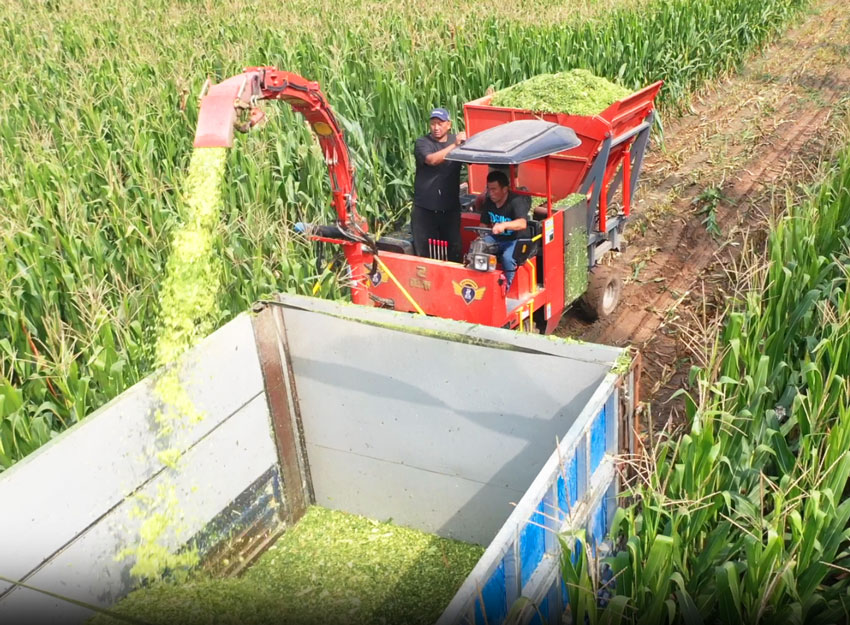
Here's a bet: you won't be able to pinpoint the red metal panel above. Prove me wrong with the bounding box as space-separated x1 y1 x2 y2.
193 72 263 148
362 252 545 329
364 253 505 325
593 80 661 198
462 81 663 206
509 259 536 300
463 95 611 198
541 210 565 331
598 81 663 134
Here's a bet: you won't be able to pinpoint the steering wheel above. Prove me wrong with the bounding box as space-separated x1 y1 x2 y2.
464 226 493 235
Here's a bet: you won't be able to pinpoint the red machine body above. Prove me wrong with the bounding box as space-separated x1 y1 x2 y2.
463 82 662 223
364 209 566 331
193 66 662 332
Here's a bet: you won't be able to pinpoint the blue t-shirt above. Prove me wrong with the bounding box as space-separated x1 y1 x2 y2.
480 191 529 239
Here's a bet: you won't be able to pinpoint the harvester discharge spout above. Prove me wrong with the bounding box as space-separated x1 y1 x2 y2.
190 66 371 305
191 67 361 230
194 72 264 148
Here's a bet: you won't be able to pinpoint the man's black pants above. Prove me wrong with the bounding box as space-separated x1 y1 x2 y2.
411 205 462 262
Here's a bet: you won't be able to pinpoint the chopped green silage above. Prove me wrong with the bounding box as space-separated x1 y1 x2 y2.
490 69 631 116
114 147 229 583
566 227 589 304
94 506 484 625
559 193 587 209
154 147 228 369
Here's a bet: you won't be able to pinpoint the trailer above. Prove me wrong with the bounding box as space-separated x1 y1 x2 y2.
0 294 638 625
365 80 662 328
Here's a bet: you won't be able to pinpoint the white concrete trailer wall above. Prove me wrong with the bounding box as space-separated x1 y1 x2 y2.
0 315 277 624
278 296 623 546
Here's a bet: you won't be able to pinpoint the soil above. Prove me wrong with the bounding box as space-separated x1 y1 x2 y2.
556 0 850 430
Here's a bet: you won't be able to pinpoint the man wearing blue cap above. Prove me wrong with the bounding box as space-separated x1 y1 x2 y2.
412 107 466 262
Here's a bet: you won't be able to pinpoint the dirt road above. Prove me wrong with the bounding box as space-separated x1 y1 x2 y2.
558 0 850 424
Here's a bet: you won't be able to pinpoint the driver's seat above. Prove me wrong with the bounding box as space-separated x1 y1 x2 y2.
512 219 542 266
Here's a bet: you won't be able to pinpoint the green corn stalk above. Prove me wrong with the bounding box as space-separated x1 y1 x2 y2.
560 147 850 623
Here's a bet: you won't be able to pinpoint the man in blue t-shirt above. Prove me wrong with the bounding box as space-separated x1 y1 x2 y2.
474 170 528 292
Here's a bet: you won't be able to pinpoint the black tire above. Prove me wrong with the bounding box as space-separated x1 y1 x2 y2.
580 266 622 321
533 307 548 334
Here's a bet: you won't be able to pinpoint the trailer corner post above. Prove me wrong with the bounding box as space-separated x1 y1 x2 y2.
629 110 654 204
252 303 313 523
579 133 613 258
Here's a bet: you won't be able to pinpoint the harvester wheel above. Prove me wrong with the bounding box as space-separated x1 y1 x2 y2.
580 266 622 321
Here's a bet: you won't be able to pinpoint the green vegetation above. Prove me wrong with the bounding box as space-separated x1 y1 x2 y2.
153 147 227 371
490 69 631 115
114 147 229 582
561 193 588 207
1 0 808 468
116 483 201 582
558 146 850 622
94 506 484 625
566 227 589 303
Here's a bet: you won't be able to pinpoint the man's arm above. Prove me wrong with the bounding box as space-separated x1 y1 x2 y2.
423 132 467 166
491 195 528 234
491 217 527 235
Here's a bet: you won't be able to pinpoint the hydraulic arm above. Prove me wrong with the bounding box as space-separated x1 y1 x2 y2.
193 67 371 303
194 66 363 231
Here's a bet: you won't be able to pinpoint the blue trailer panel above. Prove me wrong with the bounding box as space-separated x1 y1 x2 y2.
438 368 632 625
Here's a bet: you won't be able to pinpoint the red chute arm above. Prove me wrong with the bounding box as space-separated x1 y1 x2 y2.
193 66 362 230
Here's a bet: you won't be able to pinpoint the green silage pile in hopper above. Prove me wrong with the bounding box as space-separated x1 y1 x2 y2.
93 506 484 625
490 69 631 115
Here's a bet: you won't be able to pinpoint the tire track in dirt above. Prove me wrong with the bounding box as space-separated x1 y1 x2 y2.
603 74 841 348
556 0 850 418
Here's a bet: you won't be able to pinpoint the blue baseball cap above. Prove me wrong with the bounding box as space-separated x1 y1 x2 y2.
429 107 450 121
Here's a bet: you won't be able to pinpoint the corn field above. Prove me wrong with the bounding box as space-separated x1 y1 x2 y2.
0 0 807 468
560 147 850 623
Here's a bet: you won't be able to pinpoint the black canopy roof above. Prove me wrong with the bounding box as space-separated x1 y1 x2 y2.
445 119 581 165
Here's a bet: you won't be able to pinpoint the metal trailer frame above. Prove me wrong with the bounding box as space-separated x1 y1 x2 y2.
438 366 637 625
582 110 656 267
